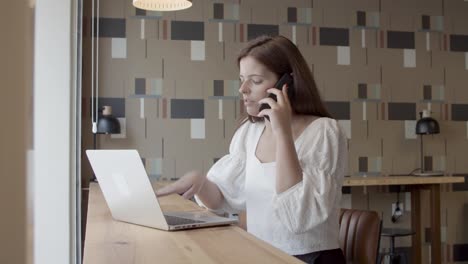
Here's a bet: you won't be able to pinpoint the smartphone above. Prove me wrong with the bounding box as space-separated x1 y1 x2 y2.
258 73 294 115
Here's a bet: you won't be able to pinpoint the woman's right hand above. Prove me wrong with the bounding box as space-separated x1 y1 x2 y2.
155 170 206 200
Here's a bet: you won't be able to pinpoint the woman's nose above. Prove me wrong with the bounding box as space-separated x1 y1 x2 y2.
239 82 249 94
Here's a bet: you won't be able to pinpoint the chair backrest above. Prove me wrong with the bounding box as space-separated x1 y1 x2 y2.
339 208 382 264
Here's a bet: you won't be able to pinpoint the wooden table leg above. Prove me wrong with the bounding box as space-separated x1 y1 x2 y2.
430 184 441 264
411 187 421 264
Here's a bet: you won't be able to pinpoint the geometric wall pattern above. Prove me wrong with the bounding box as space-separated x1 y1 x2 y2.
81 0 468 262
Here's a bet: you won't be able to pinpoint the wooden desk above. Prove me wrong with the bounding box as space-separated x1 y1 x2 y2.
83 182 302 264
343 176 465 264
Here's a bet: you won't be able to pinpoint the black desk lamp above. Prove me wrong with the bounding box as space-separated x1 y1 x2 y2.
413 110 442 176
91 106 121 181
93 105 121 149
97 106 121 132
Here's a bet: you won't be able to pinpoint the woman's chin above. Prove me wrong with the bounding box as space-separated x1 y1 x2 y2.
245 107 260 117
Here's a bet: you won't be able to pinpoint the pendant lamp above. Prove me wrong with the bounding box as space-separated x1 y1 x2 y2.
133 0 192 11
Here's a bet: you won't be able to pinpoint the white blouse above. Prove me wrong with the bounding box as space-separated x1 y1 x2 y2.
195 117 348 255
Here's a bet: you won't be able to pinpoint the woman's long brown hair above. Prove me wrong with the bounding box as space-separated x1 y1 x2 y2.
236 35 331 128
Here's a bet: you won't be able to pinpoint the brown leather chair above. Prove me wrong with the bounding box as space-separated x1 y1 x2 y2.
339 208 382 264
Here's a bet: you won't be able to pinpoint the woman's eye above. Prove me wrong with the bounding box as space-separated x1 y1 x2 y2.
252 80 262 85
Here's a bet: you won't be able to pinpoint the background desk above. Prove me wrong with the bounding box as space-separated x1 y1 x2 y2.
343 176 465 264
82 182 302 264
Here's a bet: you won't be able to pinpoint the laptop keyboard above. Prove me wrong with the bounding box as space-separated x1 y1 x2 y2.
164 215 205 226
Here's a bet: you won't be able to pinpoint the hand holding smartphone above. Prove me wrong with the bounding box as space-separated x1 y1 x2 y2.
259 73 294 119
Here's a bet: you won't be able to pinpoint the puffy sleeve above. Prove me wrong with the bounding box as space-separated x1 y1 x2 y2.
272 118 347 234
194 122 249 214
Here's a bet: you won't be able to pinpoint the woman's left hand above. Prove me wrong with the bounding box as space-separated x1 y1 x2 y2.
258 84 293 137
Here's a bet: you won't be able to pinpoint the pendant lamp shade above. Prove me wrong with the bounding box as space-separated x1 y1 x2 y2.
133 0 192 11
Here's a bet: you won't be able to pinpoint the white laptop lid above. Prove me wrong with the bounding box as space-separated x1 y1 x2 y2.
86 149 169 230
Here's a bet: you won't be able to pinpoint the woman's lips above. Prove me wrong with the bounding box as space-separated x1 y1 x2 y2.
243 99 255 106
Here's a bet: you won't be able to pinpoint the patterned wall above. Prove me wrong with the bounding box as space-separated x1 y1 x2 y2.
82 0 468 262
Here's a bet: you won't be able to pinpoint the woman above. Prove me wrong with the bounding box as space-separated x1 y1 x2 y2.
156 35 347 264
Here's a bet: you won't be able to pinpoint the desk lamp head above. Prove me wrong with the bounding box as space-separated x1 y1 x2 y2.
416 110 440 135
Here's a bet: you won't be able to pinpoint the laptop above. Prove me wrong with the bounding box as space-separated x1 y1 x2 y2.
86 149 237 231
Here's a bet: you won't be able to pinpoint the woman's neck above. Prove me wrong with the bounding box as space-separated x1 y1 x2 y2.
263 114 301 134
263 114 317 139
